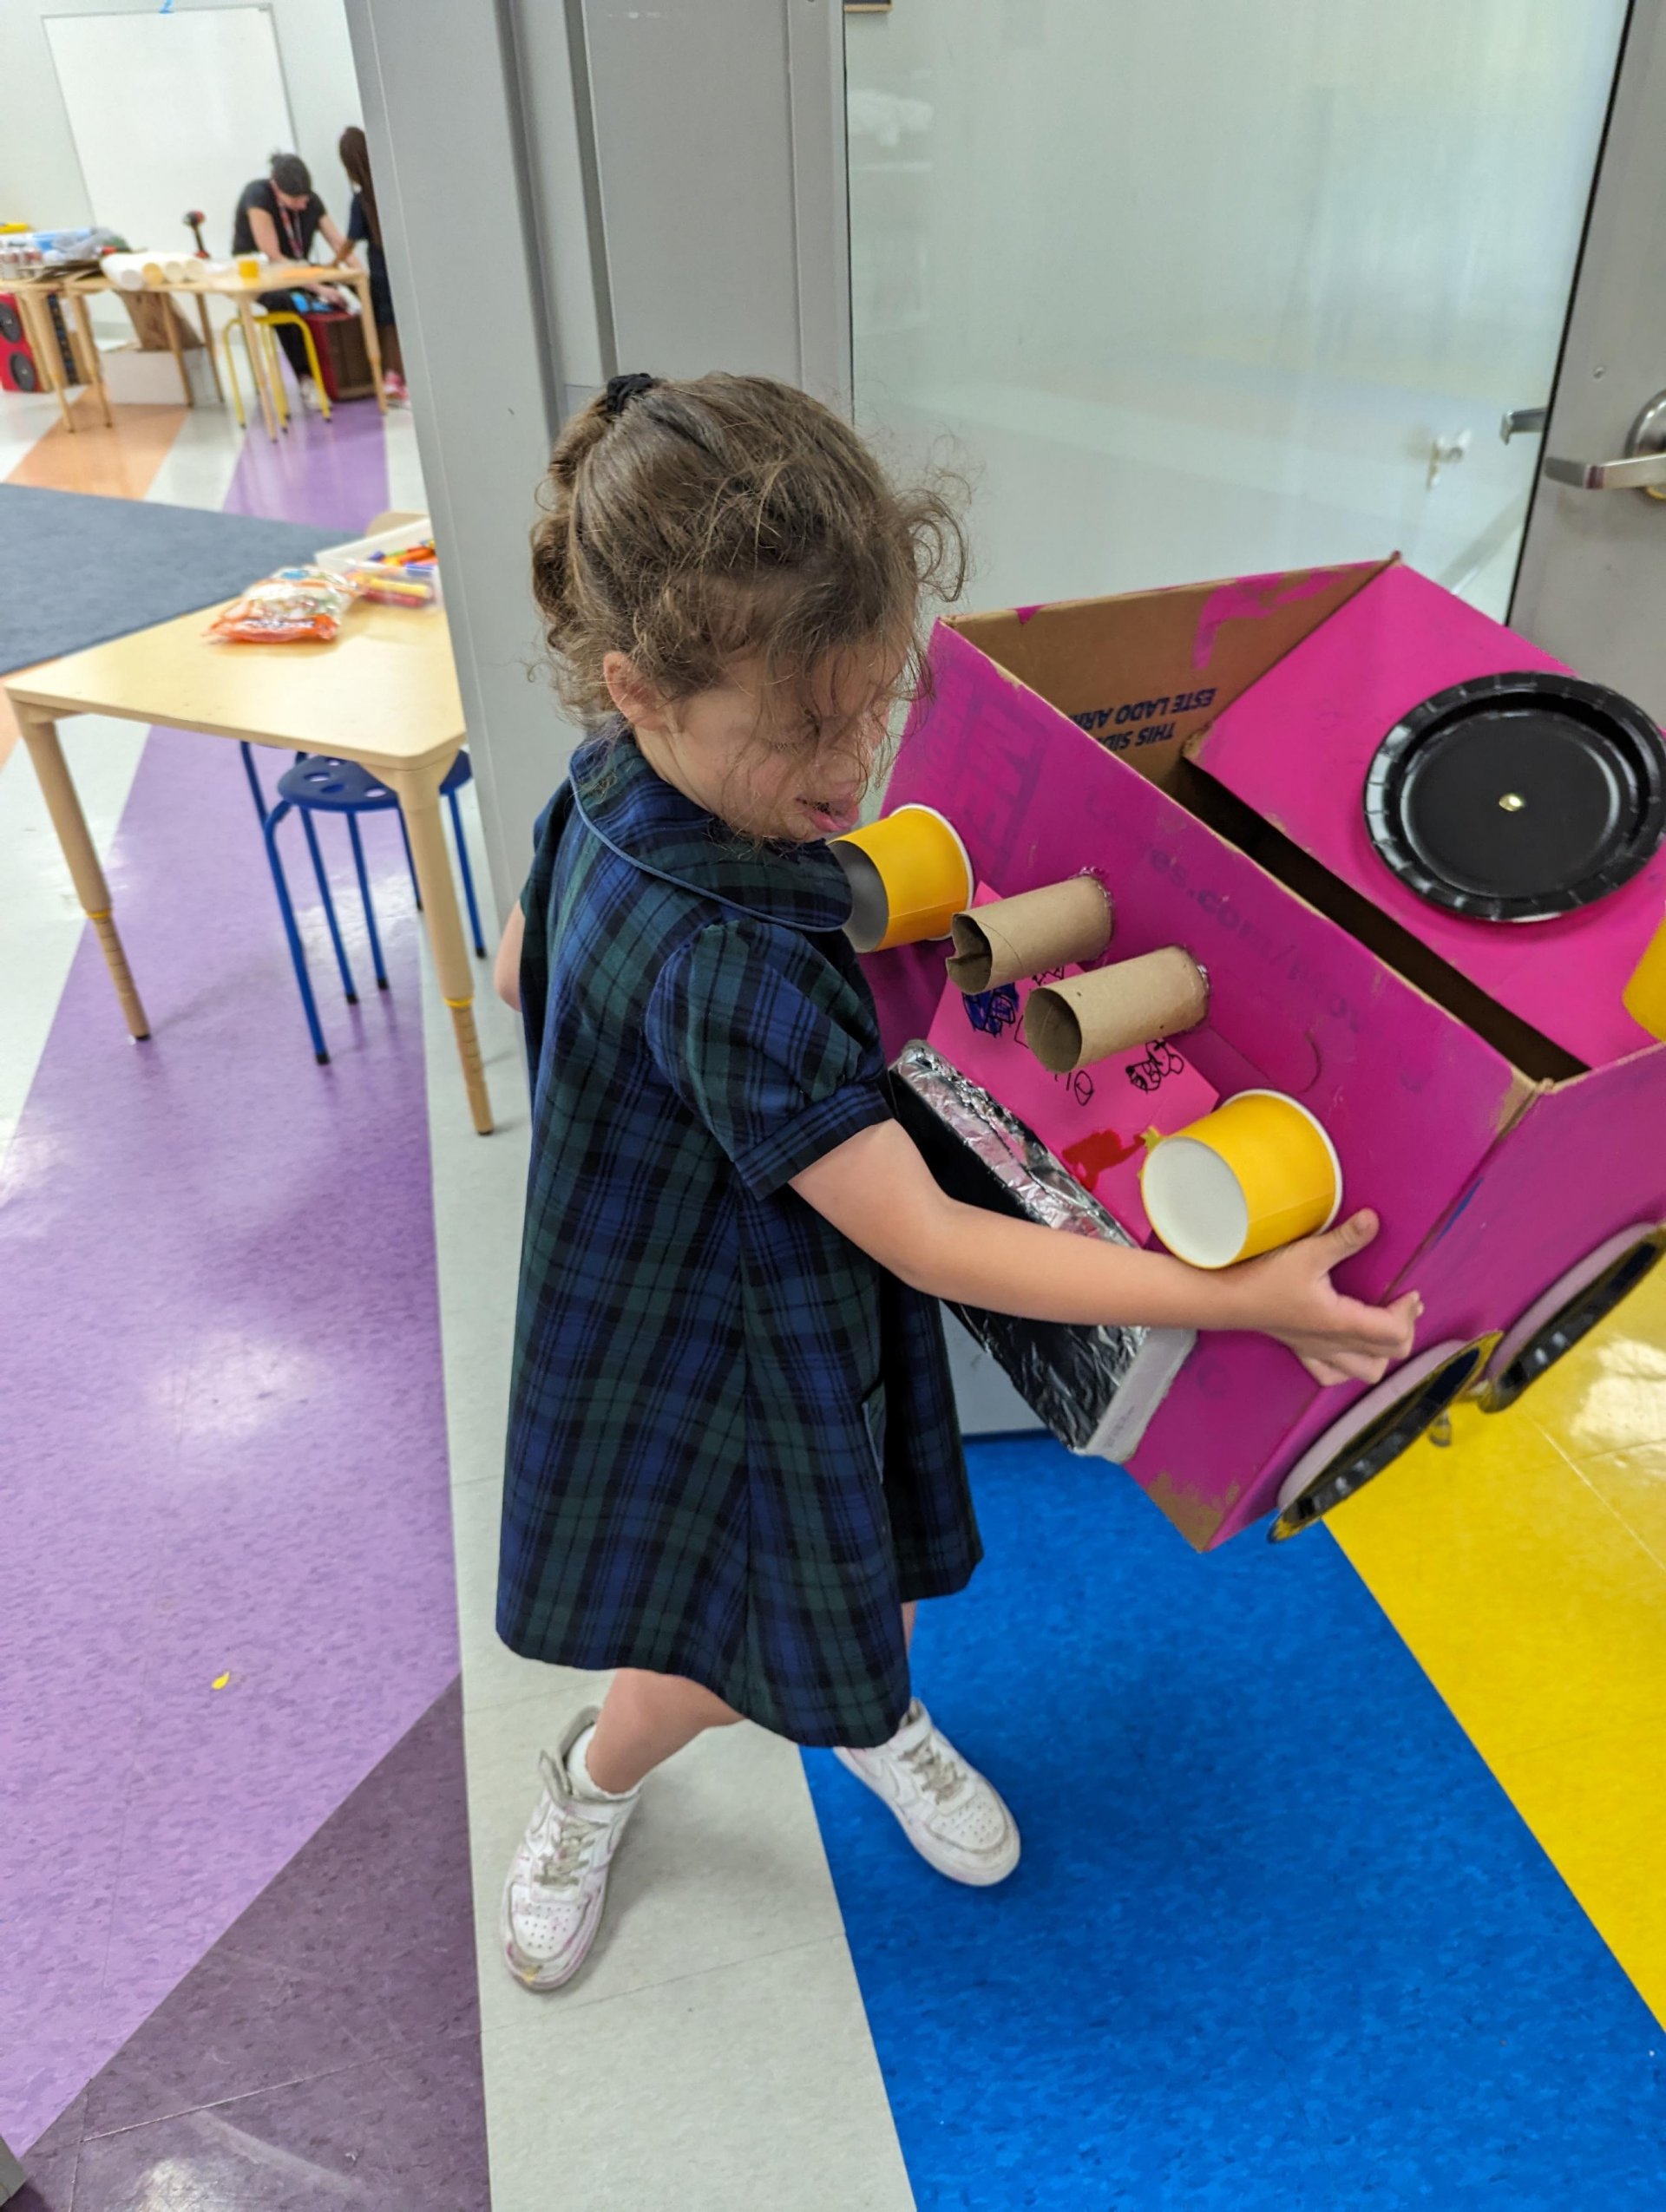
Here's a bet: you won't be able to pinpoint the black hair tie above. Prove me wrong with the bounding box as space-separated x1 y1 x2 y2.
602 372 659 420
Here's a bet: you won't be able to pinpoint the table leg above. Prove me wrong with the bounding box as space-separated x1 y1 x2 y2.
20 289 74 432
352 272 387 413
19 713 150 1041
238 298 278 441
388 762 493 1135
69 294 113 428
194 293 225 401
164 297 192 405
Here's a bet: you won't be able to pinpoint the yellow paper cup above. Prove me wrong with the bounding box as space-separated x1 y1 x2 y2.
832 805 974 952
1623 910 1666 1041
1141 1090 1341 1269
236 254 263 282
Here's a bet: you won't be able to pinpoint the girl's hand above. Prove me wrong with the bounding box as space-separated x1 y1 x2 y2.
1223 1209 1421 1385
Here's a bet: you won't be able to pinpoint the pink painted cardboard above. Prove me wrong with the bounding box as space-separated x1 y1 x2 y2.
872 609 1532 1547
924 882 1218 1241
1202 1037 1666 1547
1193 562 1666 1070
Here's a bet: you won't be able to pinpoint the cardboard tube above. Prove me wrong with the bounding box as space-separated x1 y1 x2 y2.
1026 947 1208 1073
945 875 1112 993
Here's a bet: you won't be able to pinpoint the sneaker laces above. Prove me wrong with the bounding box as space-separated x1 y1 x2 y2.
527 1751 604 1892
900 1733 966 1805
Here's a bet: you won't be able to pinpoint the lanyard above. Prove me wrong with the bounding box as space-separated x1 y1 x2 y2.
277 198 305 261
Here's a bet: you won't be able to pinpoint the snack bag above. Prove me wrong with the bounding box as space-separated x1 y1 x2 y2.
208 567 353 645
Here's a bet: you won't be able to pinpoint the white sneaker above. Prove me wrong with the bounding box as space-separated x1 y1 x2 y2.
835 1699 1020 1886
501 1708 639 1991
298 380 324 414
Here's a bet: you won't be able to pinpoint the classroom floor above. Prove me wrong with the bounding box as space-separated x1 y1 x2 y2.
3 381 1663 2212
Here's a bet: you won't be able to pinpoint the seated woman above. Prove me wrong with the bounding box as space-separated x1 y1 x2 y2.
231 152 354 408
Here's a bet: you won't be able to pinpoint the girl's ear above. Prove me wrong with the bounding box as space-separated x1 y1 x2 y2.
602 651 666 734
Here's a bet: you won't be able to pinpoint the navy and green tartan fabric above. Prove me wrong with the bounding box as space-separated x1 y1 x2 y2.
498 730 980 1748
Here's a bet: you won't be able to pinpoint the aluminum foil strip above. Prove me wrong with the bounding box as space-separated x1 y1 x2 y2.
890 1040 1193 1462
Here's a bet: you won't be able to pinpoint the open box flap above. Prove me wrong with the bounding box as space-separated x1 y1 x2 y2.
948 555 1394 785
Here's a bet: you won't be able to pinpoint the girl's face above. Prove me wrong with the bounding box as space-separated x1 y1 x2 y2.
607 645 905 844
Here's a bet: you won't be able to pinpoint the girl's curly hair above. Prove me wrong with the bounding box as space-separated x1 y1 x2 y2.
531 372 965 750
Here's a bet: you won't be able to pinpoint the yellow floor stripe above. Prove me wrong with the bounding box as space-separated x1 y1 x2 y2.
1328 1262 1666 2027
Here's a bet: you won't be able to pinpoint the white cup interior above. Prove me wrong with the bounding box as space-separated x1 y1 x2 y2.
1142 1138 1249 1269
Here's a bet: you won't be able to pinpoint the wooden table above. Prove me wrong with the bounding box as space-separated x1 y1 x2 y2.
3 593 494 1134
10 260 384 439
10 275 113 433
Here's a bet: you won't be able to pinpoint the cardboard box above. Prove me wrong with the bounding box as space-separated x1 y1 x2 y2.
100 340 216 406
868 560 1666 1548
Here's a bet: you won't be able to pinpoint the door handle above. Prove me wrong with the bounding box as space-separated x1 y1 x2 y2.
1544 389 1666 497
1543 450 1666 490
1499 405 1547 442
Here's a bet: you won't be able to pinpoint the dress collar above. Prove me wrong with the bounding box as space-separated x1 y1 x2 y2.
568 726 855 935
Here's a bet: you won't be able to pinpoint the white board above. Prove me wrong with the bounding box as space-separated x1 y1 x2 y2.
46 9 297 262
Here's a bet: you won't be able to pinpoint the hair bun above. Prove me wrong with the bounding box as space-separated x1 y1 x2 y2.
603 372 659 420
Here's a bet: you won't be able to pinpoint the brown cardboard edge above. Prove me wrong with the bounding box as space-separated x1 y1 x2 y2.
934 613 1528 1099
1183 551 1401 758
947 553 1399 658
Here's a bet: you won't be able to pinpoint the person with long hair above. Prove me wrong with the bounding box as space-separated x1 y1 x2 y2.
338 127 406 401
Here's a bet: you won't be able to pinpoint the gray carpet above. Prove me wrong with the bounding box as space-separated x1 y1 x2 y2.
0 485 331 675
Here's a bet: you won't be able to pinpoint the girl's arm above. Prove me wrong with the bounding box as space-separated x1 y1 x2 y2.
792 1119 1420 1386
494 906 525 1010
318 213 357 265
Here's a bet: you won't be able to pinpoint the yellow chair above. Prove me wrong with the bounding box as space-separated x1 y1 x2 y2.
221 310 332 429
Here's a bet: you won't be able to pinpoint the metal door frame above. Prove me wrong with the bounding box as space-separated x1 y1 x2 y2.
345 0 851 916
1511 0 1664 669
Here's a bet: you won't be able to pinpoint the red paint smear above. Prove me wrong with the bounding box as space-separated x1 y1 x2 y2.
1062 1125 1144 1194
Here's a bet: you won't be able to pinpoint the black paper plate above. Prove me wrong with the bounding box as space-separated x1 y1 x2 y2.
1363 671 1666 922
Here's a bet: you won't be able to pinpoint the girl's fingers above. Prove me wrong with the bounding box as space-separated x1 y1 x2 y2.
1309 1208 1381 1269
1302 1356 1350 1386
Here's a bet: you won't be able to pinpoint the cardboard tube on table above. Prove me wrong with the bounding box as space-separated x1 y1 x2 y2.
1026 946 1209 1073
946 875 1113 993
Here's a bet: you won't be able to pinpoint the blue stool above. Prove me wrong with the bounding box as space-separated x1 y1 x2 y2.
241 744 487 1063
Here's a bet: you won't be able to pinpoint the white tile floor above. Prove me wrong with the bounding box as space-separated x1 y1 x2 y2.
414 818 915 2204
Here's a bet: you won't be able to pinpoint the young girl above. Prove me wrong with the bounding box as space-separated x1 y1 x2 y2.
492 371 1420 1993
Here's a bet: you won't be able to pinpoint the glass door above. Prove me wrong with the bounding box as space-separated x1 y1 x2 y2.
846 0 1629 621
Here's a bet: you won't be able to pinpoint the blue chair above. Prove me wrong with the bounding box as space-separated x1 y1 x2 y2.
241 744 487 1063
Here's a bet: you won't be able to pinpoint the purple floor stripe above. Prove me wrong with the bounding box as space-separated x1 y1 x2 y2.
220 402 396 536
0 409 465 2154
18 1680 488 2212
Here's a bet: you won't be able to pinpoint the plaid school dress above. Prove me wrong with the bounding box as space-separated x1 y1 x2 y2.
496 732 981 1749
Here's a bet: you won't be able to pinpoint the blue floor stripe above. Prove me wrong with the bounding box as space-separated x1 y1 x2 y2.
805 1437 1664 2210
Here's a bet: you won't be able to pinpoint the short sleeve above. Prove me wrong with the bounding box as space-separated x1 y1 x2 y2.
646 919 891 1195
